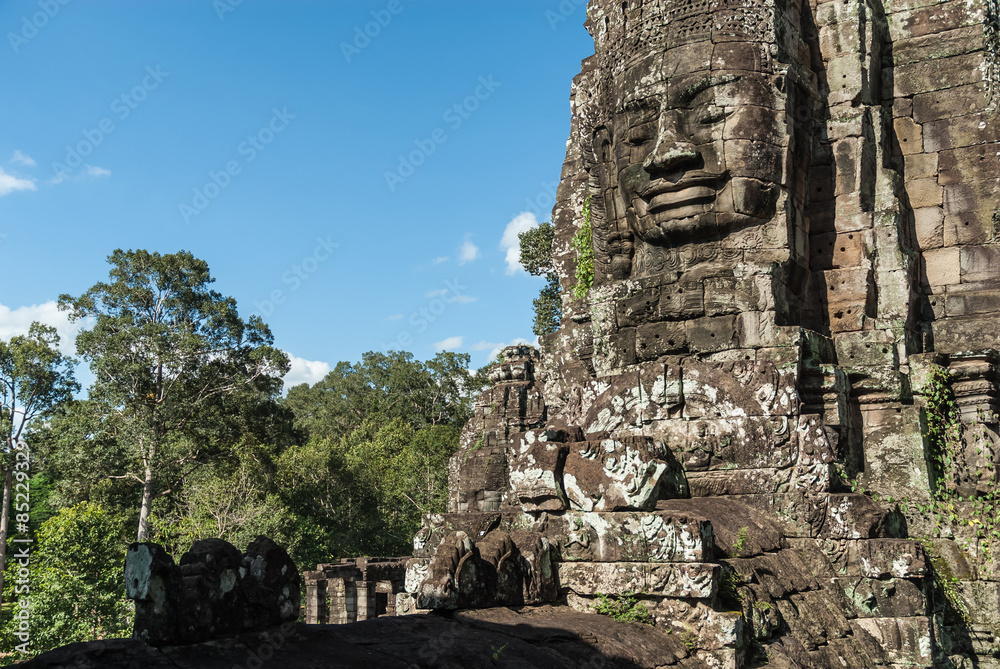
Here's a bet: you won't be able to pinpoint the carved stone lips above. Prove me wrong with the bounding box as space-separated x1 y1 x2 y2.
639 177 725 216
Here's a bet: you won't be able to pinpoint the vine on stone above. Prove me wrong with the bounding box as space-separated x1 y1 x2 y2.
572 196 594 300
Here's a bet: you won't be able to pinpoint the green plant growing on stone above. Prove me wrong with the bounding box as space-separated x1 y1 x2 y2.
720 566 744 606
924 366 964 497
572 196 594 301
731 526 750 557
593 593 654 625
463 436 484 465
491 642 508 660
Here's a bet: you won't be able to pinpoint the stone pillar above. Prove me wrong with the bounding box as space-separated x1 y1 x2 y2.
344 579 358 623
304 574 327 625
356 580 377 621
327 578 346 624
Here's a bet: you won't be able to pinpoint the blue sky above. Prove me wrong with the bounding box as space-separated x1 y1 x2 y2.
0 0 594 388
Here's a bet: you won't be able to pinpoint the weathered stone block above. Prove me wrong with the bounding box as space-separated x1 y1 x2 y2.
126 543 182 645
562 438 670 512
891 25 983 66
892 116 923 155
903 152 938 179
557 561 719 599
659 281 706 320
923 112 992 153
850 616 933 665
825 494 895 539
674 416 797 472
913 83 988 123
840 576 928 618
858 539 928 578
509 431 568 511
943 208 993 246
907 178 942 208
913 206 943 249
811 230 868 270
552 510 714 563
924 246 960 286
686 316 738 353
960 245 1000 284
681 361 798 419
635 320 687 358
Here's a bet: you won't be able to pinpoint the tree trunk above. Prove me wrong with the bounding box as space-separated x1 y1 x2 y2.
137 461 155 542
0 465 12 609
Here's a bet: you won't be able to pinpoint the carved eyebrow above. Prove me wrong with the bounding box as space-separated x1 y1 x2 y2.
676 75 743 105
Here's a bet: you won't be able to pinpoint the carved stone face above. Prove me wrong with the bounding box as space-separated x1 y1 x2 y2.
597 48 785 247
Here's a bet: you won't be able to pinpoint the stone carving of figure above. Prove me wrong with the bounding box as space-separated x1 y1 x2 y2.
585 0 813 279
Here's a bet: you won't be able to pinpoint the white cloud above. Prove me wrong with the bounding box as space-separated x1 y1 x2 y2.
384 314 404 321
282 353 331 388
48 165 112 185
425 289 448 298
454 295 478 304
458 237 480 265
432 256 449 264
85 165 111 178
0 301 83 355
10 151 35 167
434 336 464 351
0 168 37 197
501 212 540 275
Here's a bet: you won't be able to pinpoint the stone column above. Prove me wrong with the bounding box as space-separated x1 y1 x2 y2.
356 580 377 621
326 578 345 624
304 574 327 625
344 579 358 623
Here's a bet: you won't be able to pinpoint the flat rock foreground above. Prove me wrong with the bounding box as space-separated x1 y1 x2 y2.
19 607 718 669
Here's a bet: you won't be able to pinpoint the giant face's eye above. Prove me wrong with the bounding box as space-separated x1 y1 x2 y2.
626 123 655 146
694 105 730 126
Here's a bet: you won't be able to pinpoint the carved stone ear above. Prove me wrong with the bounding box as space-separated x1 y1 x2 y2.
773 74 785 93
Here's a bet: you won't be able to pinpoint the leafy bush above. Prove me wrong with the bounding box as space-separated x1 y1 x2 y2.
593 593 654 625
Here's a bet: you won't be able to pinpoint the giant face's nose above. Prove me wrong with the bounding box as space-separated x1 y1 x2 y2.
644 108 699 176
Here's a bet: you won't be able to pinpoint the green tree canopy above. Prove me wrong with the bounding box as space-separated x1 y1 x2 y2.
283 350 483 442
58 249 289 541
1 502 132 657
0 323 78 607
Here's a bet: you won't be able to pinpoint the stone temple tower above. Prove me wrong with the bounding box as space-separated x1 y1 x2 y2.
402 0 1000 666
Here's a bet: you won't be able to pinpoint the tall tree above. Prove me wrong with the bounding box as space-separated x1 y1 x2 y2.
0 323 78 608
59 249 289 541
518 222 562 335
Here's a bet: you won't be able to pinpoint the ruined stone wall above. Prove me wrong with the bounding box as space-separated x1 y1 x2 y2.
124 537 300 646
